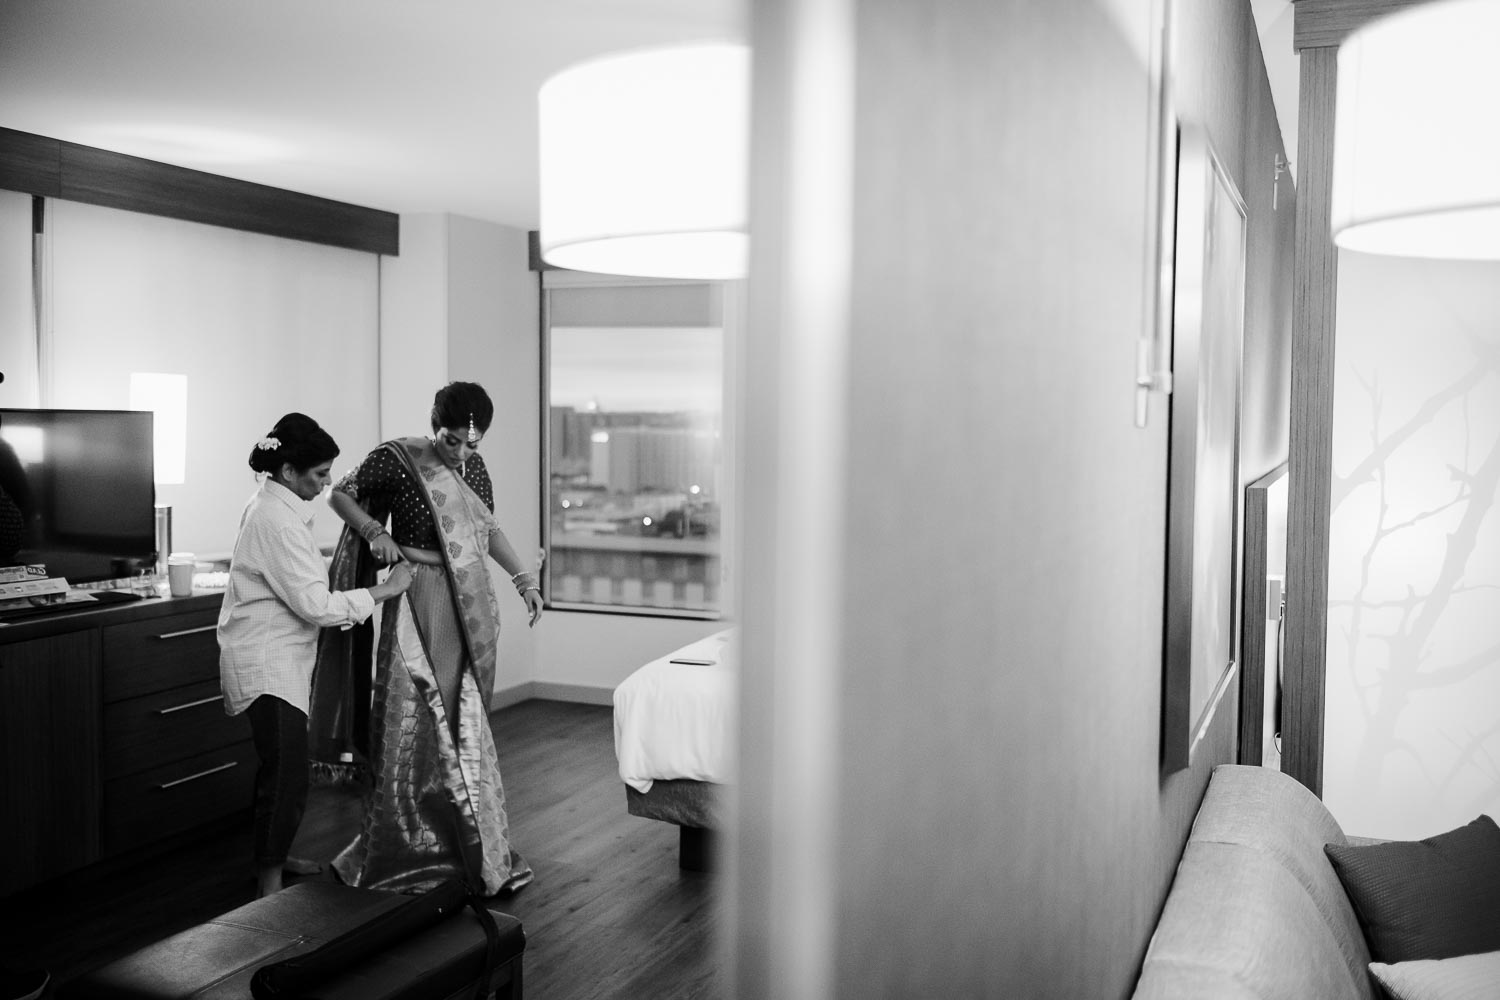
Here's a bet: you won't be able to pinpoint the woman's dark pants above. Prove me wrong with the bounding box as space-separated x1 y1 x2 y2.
245 694 309 868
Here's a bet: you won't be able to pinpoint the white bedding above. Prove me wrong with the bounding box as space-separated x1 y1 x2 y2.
612 628 736 794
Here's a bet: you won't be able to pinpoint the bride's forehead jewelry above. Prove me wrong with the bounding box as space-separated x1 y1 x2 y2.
467 414 479 444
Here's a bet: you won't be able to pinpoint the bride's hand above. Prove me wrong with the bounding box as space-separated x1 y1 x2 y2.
369 533 403 565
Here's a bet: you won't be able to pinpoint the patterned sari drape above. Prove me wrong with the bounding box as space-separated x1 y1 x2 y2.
313 438 527 895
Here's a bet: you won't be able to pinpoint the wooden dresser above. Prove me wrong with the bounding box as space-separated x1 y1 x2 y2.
0 591 252 896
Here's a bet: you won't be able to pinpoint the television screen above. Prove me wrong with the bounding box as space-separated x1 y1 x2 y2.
0 408 157 583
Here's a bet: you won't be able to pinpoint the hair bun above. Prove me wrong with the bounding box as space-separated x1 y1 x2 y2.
247 412 339 475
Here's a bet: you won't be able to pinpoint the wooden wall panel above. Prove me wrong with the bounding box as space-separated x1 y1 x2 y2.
0 127 397 255
1284 48 1341 797
0 127 61 197
1292 0 1430 50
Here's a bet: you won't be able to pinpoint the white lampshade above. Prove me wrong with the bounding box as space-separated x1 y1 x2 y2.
1332 0 1500 259
538 43 749 280
129 372 187 485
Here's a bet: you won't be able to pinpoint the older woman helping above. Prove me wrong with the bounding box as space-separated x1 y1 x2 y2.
219 413 413 898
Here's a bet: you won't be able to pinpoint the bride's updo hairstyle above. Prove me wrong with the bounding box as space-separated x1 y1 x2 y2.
430 382 495 436
247 412 340 475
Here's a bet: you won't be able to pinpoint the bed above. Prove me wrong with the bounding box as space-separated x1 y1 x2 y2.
612 628 736 870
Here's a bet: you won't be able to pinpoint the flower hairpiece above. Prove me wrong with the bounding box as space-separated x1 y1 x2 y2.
256 436 281 451
467 414 479 444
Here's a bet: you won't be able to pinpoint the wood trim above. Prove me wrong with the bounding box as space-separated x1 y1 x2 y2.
0 128 62 196
1284 49 1340 797
1238 463 1288 766
0 127 398 255
1292 0 1431 50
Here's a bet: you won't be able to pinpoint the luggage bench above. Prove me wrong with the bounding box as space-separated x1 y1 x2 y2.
57 882 525 1000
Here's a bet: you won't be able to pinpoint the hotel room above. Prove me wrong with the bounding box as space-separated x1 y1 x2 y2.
1 0 1497 998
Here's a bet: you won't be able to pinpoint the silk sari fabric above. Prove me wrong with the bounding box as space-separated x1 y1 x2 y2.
327 439 529 896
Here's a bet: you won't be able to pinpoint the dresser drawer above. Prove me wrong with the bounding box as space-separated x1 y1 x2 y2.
102 610 220 703
103 739 257 856
103 678 249 780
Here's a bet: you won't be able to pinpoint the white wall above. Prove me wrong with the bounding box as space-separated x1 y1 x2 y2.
45 199 379 556
534 611 724 701
444 214 541 696
377 213 449 443
1324 252 1500 839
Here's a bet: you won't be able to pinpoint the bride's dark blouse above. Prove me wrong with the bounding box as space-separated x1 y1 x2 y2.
333 445 494 551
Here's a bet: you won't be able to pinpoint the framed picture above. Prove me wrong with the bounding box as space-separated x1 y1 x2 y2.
1238 463 1288 768
1162 124 1247 774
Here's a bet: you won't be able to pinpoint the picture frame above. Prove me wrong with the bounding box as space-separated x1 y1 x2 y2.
1237 462 1288 768
1161 124 1247 774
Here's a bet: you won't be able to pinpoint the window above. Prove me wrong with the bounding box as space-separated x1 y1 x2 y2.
542 273 730 616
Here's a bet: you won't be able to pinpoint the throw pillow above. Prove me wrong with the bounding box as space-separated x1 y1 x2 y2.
1324 814 1500 963
1368 950 1500 1000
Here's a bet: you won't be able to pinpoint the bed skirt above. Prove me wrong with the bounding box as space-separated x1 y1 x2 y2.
625 778 721 829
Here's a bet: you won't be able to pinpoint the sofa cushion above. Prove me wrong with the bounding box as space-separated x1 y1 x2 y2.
1134 841 1374 1000
1324 814 1500 963
1368 949 1500 1000
1185 765 1375 993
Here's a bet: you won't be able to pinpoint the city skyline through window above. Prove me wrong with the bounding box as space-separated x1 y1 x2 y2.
544 281 725 616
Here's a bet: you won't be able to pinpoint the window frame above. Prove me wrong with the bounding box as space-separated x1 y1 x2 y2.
539 269 734 620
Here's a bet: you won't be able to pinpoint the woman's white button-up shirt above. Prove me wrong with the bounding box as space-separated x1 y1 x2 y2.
218 478 376 717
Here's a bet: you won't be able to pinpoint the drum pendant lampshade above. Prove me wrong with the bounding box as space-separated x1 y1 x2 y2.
538 43 749 280
1332 0 1500 260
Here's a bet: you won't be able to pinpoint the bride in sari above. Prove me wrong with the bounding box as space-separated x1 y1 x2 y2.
312 381 543 896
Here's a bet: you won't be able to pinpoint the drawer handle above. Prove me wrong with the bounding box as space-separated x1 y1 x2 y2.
159 760 238 790
157 694 222 715
155 624 217 640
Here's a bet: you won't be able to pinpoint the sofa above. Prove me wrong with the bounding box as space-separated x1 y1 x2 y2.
1132 764 1500 1000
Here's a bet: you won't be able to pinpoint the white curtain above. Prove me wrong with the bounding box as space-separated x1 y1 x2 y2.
45 199 381 556
0 190 40 407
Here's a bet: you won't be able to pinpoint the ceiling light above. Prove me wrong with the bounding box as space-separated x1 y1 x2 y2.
538 43 749 280
1332 0 1500 259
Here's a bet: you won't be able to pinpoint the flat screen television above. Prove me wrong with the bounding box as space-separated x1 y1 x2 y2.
0 408 157 583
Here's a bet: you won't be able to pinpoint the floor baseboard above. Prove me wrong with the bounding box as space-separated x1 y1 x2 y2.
491 680 615 709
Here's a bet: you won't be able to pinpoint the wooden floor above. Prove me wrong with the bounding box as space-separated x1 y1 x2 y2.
0 700 722 1000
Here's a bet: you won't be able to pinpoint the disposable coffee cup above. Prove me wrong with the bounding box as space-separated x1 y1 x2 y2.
167 552 196 597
